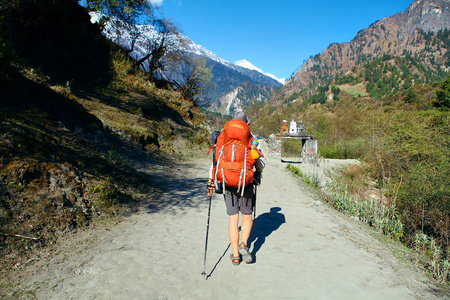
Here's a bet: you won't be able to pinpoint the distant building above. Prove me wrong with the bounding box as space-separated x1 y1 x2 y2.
277 119 315 140
281 119 306 136
276 119 318 162
289 120 297 134
280 120 288 134
297 121 305 135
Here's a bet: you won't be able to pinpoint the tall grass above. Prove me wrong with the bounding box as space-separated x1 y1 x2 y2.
327 186 404 240
287 163 321 189
415 231 450 283
326 183 449 283
288 157 449 283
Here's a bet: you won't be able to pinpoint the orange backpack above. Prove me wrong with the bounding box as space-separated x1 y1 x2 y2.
214 120 255 195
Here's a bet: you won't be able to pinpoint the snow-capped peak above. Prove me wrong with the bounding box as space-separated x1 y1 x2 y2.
235 59 285 85
235 59 263 73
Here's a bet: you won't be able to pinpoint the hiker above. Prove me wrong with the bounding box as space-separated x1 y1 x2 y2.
207 111 265 265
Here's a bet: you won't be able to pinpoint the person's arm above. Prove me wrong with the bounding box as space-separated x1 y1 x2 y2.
254 156 265 173
209 161 214 179
207 162 215 195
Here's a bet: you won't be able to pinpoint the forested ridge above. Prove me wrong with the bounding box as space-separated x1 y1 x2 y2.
242 1 450 285
247 34 450 285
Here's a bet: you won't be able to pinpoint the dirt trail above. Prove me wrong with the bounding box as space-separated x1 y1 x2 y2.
9 144 445 299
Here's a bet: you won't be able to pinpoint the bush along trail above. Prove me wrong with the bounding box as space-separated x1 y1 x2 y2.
2 142 448 299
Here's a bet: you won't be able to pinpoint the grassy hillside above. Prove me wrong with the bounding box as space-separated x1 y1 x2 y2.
247 75 450 282
0 0 212 273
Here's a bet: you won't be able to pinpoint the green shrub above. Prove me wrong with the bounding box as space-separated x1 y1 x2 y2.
282 139 304 157
287 164 303 177
319 137 369 159
434 76 450 108
186 128 209 146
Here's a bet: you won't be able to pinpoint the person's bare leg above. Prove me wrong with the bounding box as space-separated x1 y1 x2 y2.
228 213 240 258
239 213 253 263
240 213 253 246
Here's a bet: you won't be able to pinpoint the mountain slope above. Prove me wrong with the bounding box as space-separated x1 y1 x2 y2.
194 53 281 115
283 0 450 98
0 0 210 272
93 14 282 114
244 1 450 283
174 36 283 87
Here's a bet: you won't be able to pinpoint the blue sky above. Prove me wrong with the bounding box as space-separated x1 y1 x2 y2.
159 0 414 81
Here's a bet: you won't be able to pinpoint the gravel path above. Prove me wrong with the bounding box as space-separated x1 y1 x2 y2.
9 145 445 299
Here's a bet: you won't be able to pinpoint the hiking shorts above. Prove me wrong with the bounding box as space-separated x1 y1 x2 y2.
223 185 254 216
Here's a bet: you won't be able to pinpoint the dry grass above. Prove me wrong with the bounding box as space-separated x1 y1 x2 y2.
338 83 368 97
0 47 210 275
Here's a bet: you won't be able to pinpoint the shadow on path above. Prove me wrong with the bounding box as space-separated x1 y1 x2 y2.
247 207 286 263
145 176 208 214
204 207 285 279
281 159 303 164
205 243 231 280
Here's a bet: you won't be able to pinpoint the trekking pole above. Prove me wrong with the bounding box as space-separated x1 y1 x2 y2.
252 172 261 235
253 184 257 235
202 182 214 276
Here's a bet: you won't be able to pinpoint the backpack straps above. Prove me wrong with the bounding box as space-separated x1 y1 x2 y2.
241 147 247 197
215 146 224 190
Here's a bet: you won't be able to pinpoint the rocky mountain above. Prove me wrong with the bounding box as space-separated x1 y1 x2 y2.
197 53 282 115
91 13 282 115
207 80 275 115
283 0 450 99
181 37 284 85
